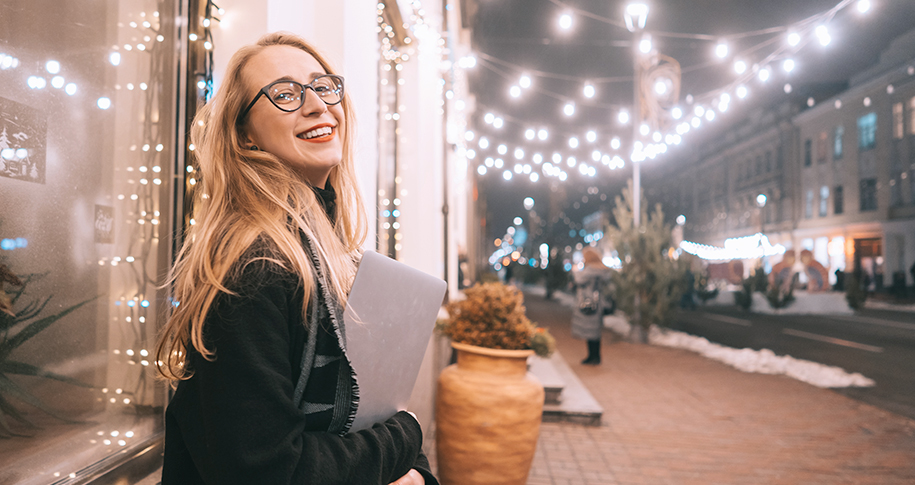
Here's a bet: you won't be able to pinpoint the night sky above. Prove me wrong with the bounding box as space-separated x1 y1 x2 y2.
466 0 915 248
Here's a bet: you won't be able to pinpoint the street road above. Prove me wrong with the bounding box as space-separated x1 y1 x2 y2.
672 306 915 421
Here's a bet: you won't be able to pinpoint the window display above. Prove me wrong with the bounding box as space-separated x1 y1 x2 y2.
0 0 177 480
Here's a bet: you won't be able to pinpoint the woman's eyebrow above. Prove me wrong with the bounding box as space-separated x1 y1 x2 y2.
267 72 328 85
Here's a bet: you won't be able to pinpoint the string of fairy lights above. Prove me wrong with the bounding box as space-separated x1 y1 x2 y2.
376 0 451 258
465 0 880 186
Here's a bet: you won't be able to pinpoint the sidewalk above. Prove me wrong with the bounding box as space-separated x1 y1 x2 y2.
521 292 915 485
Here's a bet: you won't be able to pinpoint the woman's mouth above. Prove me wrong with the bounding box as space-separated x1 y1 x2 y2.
297 126 335 143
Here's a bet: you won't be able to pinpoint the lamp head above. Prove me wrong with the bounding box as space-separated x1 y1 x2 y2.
624 3 649 32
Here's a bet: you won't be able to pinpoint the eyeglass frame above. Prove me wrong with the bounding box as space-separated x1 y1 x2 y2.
237 74 345 122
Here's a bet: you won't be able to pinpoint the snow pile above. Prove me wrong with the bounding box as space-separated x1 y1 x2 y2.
647 326 875 388
542 288 874 388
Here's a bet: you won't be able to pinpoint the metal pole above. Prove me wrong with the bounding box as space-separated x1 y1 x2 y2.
631 29 642 340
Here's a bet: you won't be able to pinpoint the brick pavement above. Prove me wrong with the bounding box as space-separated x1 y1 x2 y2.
521 292 915 485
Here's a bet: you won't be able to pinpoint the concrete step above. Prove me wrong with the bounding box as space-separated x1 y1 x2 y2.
528 354 564 404
529 351 603 426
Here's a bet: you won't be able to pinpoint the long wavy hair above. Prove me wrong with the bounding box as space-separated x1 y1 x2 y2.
156 32 367 381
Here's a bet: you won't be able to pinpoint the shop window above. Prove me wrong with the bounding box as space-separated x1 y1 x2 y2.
0 0 180 479
819 186 829 217
859 178 878 211
834 185 844 214
834 125 844 160
817 131 827 163
804 138 812 166
893 102 904 139
858 112 877 151
805 190 814 219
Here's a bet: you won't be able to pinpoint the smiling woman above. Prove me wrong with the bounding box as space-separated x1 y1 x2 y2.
156 32 435 485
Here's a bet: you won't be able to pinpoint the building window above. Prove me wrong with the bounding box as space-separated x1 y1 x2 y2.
804 138 812 166
909 96 915 135
860 178 878 211
805 190 814 219
834 185 844 214
755 156 762 176
765 151 772 172
893 102 904 139
858 112 877 150
819 186 829 217
777 145 784 169
817 131 827 163
834 125 844 160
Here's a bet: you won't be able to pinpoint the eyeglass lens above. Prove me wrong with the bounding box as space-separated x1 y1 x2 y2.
268 76 343 111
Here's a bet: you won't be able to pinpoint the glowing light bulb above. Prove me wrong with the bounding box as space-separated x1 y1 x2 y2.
787 32 801 46
583 83 595 98
538 129 548 140
715 42 728 59
639 36 652 54
586 130 597 143
816 25 831 46
525 129 535 140
563 103 575 116
519 75 531 88
857 0 871 14
758 67 770 82
558 13 572 30
509 85 521 98
618 110 630 124
734 60 747 74
783 59 795 72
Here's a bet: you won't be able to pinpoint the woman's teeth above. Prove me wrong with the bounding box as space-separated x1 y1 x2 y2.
300 126 333 139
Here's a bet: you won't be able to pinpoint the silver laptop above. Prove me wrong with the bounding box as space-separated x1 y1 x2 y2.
343 250 447 431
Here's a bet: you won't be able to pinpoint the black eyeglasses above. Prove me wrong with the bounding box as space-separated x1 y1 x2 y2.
238 74 344 121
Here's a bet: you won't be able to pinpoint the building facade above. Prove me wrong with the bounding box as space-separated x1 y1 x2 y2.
655 29 915 289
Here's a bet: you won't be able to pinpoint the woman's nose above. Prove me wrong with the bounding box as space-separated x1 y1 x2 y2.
299 88 327 117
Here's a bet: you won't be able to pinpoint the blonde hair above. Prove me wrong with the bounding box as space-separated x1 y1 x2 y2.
156 32 367 381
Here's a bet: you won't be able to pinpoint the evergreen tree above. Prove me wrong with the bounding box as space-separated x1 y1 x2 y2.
607 180 688 342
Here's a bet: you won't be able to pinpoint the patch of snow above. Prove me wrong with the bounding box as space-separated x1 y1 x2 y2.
541 287 875 388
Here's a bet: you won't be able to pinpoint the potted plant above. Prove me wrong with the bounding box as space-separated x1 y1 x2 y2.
434 282 554 485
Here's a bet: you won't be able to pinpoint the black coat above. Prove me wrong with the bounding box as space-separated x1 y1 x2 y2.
161 257 436 484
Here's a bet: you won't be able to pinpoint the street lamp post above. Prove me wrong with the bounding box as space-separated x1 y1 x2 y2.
625 3 648 227
757 193 767 263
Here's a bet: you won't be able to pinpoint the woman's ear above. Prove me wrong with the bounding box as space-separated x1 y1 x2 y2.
241 132 258 151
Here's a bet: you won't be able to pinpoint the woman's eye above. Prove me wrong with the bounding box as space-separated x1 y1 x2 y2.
272 91 296 102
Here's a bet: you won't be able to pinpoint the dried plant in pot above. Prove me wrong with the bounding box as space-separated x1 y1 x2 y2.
434 282 553 485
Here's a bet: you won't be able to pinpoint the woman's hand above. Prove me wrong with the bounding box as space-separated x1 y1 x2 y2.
389 469 424 485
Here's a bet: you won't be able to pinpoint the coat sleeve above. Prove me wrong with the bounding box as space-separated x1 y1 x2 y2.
169 264 427 485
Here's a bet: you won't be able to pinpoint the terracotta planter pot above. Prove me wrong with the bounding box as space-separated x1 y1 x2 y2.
435 342 544 485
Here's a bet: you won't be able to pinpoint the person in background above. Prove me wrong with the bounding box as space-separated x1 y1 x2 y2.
155 32 432 485
571 247 612 365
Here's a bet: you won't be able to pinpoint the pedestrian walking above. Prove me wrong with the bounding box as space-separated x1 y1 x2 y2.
155 33 432 485
571 247 613 365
